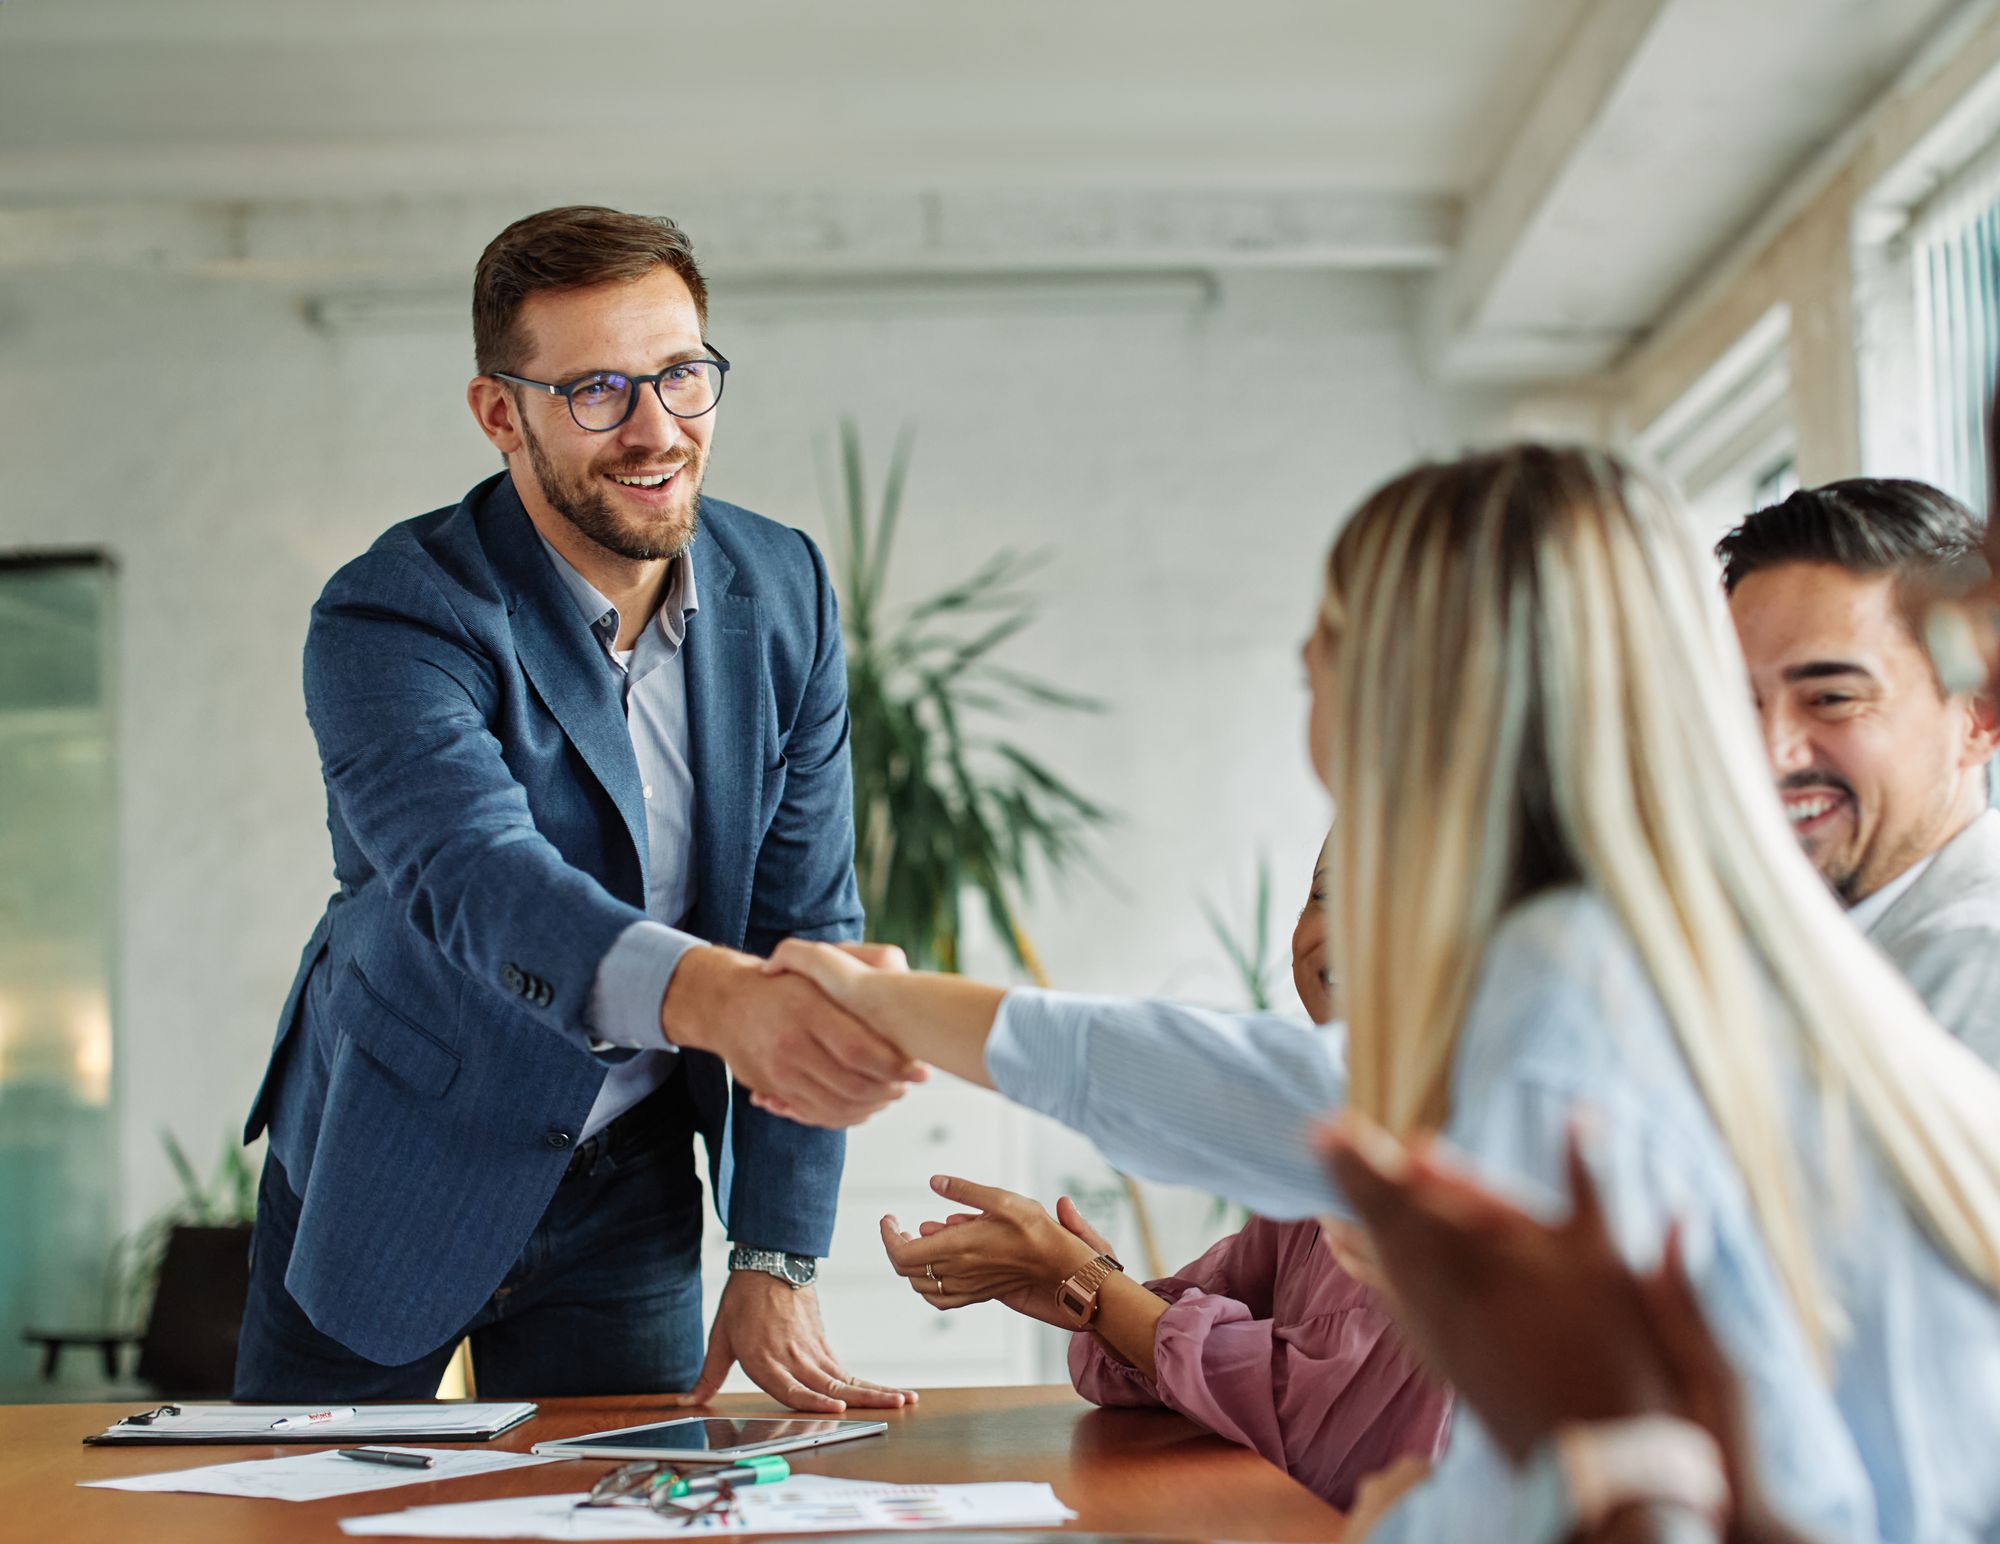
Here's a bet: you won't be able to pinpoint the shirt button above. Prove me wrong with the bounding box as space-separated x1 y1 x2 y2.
643 785 653 800
543 1129 573 1150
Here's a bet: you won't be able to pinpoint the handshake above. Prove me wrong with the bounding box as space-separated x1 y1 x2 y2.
659 938 931 1128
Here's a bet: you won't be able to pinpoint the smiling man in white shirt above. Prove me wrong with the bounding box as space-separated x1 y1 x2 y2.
1721 479 2000 1066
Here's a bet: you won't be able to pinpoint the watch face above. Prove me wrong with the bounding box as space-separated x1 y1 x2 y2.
781 1256 817 1286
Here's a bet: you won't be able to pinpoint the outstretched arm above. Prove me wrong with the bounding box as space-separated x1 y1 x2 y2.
759 941 1004 1108
764 939 1351 1219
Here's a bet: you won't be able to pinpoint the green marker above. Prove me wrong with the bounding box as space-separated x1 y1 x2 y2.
665 1453 791 1499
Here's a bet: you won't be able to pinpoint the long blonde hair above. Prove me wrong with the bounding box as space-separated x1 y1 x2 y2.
1322 444 2000 1340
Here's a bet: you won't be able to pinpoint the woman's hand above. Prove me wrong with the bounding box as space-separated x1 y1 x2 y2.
759 939 1009 1097
880 1176 1105 1329
763 938 901 1016
754 941 912 1119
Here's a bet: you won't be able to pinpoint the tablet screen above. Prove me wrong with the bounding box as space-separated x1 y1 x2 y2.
554 1417 852 1455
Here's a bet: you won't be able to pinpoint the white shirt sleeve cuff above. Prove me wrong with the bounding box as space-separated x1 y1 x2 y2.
588 920 701 1051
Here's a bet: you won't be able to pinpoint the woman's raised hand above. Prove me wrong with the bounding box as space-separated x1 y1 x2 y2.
879 1175 1104 1329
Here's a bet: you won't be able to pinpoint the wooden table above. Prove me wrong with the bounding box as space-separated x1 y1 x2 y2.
4 1386 1344 1542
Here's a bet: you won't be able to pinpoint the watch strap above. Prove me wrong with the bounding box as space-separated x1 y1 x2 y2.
727 1247 818 1286
1055 1252 1124 1326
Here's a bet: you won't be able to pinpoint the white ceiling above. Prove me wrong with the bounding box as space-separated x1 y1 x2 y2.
0 0 1979 380
0 0 1594 199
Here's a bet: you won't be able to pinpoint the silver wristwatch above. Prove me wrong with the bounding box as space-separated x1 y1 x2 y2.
728 1246 818 1288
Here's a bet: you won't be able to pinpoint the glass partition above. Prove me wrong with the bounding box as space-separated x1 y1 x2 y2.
0 553 117 1397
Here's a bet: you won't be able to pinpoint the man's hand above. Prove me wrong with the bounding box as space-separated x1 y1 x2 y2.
662 945 923 1128
674 1269 917 1413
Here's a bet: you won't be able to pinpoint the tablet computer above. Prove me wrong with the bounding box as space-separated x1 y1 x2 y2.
530 1415 889 1463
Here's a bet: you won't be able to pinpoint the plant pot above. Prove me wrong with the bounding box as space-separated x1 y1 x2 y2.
134 1223 253 1397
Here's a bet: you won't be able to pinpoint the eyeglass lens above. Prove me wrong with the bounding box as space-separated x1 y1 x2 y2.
567 363 723 430
585 1461 663 1503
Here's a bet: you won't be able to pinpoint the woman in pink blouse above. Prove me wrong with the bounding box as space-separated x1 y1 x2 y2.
879 844 1451 1509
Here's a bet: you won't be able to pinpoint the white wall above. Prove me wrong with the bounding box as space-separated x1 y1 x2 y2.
0 253 1501 1309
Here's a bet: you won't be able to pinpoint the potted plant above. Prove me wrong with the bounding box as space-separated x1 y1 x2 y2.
53 1132 258 1395
826 421 1110 973
825 423 1162 1274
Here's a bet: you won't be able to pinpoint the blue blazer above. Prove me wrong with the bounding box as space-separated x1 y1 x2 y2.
245 472 862 1365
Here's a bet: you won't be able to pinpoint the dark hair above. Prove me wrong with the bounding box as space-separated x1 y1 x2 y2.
472 206 709 376
1717 477 1983 598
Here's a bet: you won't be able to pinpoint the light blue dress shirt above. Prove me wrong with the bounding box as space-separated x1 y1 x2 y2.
986 886 2000 1543
537 534 703 1139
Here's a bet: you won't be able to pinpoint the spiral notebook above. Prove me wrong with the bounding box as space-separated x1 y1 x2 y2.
83 1401 538 1445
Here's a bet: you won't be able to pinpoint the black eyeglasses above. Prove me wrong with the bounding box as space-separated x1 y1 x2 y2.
576 1461 739 1525
493 348 730 433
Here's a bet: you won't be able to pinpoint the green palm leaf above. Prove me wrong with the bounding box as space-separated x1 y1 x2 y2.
827 419 1113 972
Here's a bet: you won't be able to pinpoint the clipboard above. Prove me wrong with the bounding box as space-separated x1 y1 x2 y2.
83 1401 538 1445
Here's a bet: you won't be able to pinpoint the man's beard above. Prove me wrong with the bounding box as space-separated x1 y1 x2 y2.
519 417 702 562
1777 769 1862 901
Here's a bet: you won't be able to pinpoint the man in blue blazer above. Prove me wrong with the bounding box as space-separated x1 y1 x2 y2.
236 206 919 1407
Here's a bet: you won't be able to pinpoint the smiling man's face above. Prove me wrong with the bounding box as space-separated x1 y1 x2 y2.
1731 560 1991 903
506 265 713 562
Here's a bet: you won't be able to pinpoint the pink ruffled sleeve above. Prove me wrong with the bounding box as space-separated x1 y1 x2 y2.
1068 1217 1451 1510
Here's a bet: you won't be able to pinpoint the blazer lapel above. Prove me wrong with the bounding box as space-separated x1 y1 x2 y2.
480 479 649 894
684 529 765 948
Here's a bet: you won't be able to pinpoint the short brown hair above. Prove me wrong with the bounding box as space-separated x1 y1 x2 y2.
472 205 709 375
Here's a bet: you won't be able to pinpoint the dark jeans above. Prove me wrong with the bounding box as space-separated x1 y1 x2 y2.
234 1090 707 1400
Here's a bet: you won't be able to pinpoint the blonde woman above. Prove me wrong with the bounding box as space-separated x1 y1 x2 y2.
771 446 2000 1543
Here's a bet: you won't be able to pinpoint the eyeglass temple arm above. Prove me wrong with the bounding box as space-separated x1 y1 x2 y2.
490 372 562 395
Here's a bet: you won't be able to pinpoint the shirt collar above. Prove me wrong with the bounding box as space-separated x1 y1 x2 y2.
1848 851 1936 934
535 531 700 652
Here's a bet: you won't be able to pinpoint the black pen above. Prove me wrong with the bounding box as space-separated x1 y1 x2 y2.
337 1447 436 1470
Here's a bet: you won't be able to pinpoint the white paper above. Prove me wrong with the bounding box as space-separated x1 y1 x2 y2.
84 1446 561 1502
339 1473 1077 1538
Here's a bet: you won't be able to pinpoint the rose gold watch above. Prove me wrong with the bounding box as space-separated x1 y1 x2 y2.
1054 1251 1125 1328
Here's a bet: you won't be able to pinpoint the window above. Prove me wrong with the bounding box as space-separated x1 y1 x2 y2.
1634 306 1797 548
1750 453 1800 511
1903 134 2000 513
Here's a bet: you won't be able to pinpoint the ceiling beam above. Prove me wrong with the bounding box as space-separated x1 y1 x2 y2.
1424 0 1674 381
0 188 1455 283
1423 0 1969 383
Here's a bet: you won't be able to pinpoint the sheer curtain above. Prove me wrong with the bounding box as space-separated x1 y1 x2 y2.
1913 136 2000 514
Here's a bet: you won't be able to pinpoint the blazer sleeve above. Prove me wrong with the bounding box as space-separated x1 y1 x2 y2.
304 547 650 1055
725 529 863 1255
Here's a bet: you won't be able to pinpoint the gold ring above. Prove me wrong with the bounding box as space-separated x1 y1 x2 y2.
925 1264 943 1293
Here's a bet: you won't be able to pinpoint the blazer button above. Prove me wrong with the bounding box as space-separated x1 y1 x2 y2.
502 964 525 993
543 1129 573 1150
